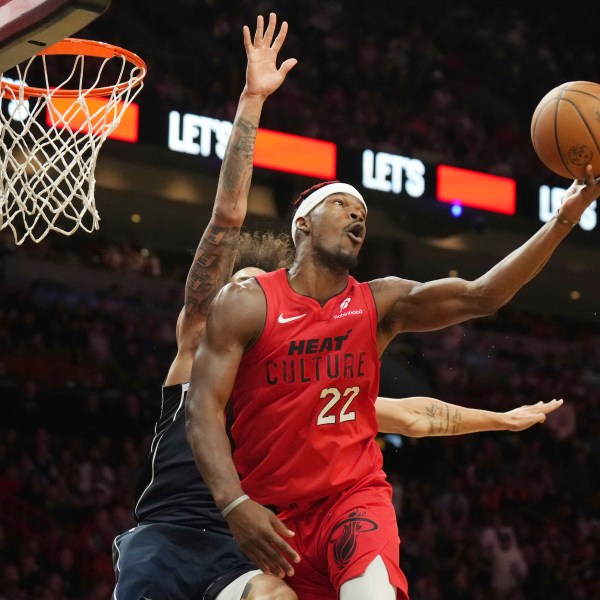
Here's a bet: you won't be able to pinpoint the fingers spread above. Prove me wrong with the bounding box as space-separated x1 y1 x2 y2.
253 15 264 47
243 25 253 54
272 517 295 537
263 12 277 47
279 58 298 76
263 536 296 576
271 20 289 53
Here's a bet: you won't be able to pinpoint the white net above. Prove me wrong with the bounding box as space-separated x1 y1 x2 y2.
0 40 146 244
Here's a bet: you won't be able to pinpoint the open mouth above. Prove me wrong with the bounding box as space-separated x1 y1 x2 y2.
346 223 365 243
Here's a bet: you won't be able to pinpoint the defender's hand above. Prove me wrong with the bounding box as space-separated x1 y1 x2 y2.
502 399 563 431
243 13 297 99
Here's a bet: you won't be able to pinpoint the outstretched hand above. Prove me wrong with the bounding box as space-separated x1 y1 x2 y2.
243 13 297 100
503 398 563 431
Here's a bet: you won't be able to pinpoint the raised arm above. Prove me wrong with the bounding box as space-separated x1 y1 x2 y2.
185 280 300 578
165 13 296 385
375 396 563 436
374 167 600 346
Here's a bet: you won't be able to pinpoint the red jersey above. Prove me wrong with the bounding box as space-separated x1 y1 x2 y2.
230 268 383 507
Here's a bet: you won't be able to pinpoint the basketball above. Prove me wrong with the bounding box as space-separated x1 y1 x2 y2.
530 80 600 180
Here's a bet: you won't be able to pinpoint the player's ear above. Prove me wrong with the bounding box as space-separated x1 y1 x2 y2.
295 215 310 236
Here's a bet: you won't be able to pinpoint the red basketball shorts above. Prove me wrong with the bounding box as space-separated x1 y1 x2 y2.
277 474 409 600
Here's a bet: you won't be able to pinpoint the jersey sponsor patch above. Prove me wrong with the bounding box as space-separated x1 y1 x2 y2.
333 308 363 320
334 297 363 320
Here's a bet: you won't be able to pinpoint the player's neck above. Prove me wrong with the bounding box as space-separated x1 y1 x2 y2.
287 261 349 306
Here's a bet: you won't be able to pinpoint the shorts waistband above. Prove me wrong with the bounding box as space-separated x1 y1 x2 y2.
263 497 326 516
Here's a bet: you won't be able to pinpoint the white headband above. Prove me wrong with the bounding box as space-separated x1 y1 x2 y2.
291 183 367 245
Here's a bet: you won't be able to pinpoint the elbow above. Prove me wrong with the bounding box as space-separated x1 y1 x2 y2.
468 280 517 317
184 389 224 446
382 420 427 438
410 429 429 438
467 289 509 318
211 208 245 228
475 298 501 318
404 423 428 438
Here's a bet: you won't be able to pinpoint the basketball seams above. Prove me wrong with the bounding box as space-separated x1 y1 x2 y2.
562 86 600 102
530 85 569 136
530 99 555 141
558 96 600 161
555 91 578 179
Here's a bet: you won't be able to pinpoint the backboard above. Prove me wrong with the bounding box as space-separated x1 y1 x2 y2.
0 0 111 72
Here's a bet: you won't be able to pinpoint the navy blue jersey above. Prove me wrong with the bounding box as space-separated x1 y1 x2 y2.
114 383 257 600
134 382 225 529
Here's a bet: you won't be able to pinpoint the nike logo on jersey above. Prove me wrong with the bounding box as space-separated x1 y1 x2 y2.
278 312 307 324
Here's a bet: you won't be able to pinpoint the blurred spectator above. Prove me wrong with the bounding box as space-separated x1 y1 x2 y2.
481 523 528 600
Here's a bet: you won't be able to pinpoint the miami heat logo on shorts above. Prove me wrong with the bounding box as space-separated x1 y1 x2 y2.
329 509 379 568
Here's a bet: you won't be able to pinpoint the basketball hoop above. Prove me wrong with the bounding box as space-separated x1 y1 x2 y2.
0 38 147 244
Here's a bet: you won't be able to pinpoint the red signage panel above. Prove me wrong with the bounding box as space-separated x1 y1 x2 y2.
436 165 516 215
255 128 337 179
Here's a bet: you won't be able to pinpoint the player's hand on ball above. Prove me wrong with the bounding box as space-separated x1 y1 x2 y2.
558 164 600 224
224 499 300 578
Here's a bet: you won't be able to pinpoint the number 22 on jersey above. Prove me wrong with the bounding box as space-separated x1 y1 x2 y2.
317 386 359 425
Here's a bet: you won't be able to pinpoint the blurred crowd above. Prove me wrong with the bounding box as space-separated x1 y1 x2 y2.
0 253 173 599
381 313 600 599
83 0 599 180
0 235 599 599
0 232 163 280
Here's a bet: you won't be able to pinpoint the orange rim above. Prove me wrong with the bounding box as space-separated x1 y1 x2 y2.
0 38 147 99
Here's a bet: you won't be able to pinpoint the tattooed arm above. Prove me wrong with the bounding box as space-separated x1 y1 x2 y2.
375 396 563 437
165 14 296 386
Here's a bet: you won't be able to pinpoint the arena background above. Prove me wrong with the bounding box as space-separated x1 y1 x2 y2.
1 1 599 598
